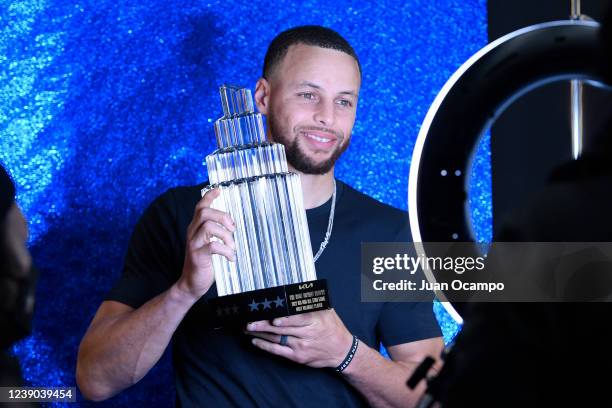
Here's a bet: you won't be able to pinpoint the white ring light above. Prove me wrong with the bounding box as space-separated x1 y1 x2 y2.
408 20 605 323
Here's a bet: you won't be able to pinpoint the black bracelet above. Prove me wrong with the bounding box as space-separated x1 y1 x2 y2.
335 335 359 373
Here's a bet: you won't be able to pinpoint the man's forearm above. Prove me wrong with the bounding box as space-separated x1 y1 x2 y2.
341 342 427 408
76 284 197 401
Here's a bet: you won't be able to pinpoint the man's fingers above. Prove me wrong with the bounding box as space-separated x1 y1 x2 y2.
185 188 237 264
191 220 236 250
187 188 221 239
246 320 274 331
189 239 236 262
251 338 295 360
205 241 236 262
245 331 282 344
271 312 314 328
188 207 235 241
198 187 221 210
245 321 302 336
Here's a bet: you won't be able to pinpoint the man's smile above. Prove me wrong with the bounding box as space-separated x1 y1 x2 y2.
299 129 339 150
305 133 332 142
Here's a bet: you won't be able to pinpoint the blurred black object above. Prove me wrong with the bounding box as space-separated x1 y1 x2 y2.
413 5 612 407
0 164 38 391
407 356 436 390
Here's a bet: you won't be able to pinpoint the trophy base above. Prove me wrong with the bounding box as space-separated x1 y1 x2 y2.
207 279 330 329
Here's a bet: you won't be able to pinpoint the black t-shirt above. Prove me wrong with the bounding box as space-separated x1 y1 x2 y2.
106 179 441 407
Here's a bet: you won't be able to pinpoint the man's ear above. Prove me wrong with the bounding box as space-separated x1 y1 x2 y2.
254 78 271 115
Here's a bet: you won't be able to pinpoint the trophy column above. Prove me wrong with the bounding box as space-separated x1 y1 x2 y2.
203 85 330 327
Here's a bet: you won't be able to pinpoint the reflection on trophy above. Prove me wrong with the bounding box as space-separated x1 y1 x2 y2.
203 84 330 327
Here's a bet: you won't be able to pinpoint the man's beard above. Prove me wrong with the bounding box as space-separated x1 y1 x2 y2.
268 115 350 175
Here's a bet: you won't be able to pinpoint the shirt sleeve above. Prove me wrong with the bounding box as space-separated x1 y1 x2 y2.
104 189 182 309
377 301 442 347
377 211 442 347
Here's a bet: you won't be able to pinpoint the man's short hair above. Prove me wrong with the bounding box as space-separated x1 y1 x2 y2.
262 25 361 80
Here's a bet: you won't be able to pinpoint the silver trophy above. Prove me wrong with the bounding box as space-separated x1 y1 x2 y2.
203 85 329 325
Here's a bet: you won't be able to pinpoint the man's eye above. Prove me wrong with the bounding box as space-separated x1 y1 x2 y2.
299 92 315 100
337 99 352 107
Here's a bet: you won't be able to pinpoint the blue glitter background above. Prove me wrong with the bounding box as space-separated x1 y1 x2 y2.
1 0 489 405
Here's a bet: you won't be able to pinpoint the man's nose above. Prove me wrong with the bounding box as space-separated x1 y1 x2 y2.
313 99 334 126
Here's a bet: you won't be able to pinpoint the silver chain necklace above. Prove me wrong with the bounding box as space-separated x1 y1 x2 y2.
313 179 336 263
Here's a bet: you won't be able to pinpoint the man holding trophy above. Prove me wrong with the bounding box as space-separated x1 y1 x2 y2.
77 25 443 407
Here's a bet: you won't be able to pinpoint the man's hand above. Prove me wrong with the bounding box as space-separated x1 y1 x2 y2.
77 188 238 401
245 308 353 368
176 188 236 301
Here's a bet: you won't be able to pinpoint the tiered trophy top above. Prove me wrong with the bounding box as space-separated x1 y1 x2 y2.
207 85 289 185
203 85 317 298
213 85 267 148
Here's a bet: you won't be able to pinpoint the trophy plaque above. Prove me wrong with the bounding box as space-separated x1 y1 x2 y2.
203 85 330 328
